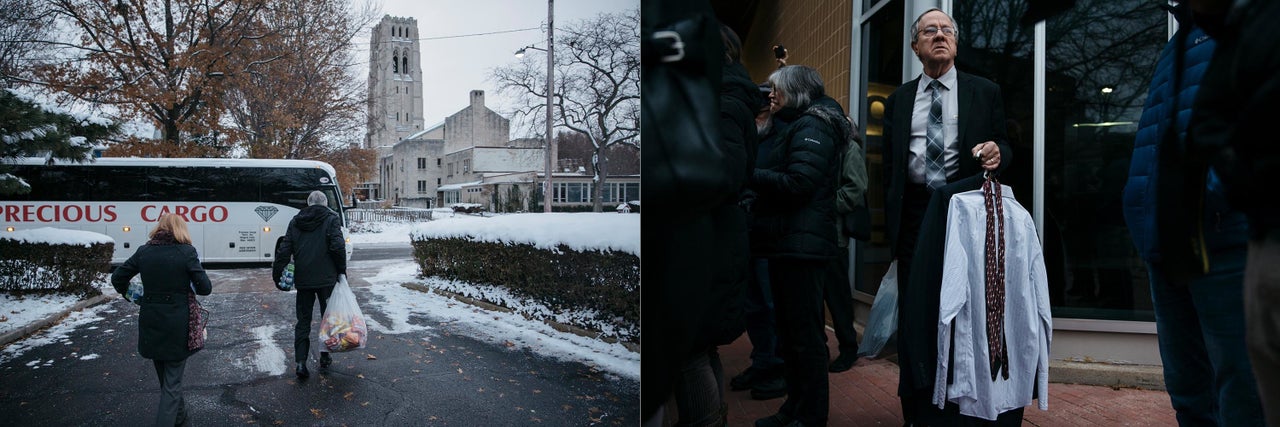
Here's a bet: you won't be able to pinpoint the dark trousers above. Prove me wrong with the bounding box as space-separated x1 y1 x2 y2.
1246 233 1280 427
673 347 725 426
152 359 190 427
824 244 858 356
896 183 933 425
1150 250 1265 426
295 286 335 363
770 258 829 426
744 257 783 369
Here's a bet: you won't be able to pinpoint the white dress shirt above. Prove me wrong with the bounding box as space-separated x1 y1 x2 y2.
909 68 960 185
933 185 1052 420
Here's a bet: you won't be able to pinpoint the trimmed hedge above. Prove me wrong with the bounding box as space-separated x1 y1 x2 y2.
412 237 639 341
0 239 112 297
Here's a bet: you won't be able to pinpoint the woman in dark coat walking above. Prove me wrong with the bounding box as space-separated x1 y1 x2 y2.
111 213 213 427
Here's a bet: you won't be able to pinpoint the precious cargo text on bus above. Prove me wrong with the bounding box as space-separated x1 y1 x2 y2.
1 157 354 264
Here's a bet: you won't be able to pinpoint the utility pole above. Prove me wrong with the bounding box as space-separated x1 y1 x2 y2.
542 0 555 213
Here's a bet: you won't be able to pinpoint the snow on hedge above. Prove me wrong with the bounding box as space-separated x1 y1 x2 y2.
1 227 114 247
410 213 639 255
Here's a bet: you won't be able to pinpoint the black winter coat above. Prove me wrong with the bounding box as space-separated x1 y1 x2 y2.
750 95 846 260
1190 0 1280 238
705 62 762 346
111 239 213 361
273 205 347 289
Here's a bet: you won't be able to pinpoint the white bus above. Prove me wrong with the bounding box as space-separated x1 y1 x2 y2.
0 157 354 264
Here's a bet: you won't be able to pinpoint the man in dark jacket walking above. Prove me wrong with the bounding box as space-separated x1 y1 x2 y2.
273 191 347 379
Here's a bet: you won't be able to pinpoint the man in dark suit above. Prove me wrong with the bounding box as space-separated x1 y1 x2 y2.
880 7 1011 426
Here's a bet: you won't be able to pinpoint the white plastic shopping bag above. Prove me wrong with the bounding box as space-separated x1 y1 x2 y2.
857 260 899 358
319 275 367 352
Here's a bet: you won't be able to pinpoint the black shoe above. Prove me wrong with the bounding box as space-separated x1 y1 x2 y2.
295 362 310 379
320 352 332 371
750 375 787 400
754 413 794 427
829 352 858 373
731 366 769 391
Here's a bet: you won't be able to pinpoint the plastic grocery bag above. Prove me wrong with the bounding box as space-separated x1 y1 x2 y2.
318 275 367 352
857 260 898 358
277 262 295 291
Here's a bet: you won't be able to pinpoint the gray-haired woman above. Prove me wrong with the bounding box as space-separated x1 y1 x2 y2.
749 64 851 427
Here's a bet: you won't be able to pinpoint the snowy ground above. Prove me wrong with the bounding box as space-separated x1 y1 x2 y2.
0 212 640 380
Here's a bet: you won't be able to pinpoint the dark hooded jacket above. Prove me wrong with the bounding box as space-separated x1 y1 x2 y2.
272 205 346 289
111 230 213 361
704 61 763 346
750 95 848 259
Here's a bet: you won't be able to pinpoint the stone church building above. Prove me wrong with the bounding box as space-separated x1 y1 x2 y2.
359 15 638 212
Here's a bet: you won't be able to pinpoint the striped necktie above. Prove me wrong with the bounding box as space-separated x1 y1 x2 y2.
926 80 947 189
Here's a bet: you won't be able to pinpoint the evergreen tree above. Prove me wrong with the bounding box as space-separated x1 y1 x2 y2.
0 89 118 195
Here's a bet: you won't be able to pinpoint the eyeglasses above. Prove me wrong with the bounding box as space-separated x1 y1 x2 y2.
918 26 956 38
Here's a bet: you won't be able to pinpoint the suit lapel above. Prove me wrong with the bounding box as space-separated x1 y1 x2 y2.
898 78 920 173
957 71 972 148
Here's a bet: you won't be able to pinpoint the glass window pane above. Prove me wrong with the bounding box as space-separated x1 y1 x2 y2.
854 0 904 295
1043 1 1164 321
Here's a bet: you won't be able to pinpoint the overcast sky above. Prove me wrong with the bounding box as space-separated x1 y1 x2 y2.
359 0 637 137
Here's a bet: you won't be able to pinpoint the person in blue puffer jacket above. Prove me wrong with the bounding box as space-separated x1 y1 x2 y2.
1120 4 1264 426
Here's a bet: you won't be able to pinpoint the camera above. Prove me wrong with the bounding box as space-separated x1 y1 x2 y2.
773 44 787 59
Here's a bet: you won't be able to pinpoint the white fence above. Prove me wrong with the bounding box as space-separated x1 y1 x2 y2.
344 208 433 223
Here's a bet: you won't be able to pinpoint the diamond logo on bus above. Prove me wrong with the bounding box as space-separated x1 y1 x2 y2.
254 206 279 222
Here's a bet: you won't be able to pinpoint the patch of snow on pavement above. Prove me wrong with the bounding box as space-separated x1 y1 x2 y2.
364 266 639 381
0 302 112 366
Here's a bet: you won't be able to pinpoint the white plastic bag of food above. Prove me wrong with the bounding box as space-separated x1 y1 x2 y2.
318 275 367 352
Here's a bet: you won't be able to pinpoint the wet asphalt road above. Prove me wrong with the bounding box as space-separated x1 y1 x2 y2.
0 244 639 426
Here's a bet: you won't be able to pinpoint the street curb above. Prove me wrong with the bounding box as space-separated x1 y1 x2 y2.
1047 360 1165 391
0 293 114 349
839 322 1166 390
400 283 640 354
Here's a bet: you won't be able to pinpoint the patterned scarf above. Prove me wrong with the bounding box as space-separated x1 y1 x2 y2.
147 229 178 246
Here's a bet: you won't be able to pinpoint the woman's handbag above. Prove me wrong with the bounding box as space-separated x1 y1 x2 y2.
187 293 209 351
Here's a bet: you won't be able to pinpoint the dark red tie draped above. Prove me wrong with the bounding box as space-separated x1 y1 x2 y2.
983 176 1010 381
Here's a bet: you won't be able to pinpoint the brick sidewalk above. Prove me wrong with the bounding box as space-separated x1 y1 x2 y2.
721 330 1176 426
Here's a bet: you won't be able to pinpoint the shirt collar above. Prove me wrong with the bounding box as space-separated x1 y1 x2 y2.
920 67 958 93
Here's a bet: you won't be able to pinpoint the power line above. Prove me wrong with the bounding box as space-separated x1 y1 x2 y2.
375 26 542 44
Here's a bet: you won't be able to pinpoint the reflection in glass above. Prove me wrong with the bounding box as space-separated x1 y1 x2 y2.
1042 0 1164 321
854 0 903 295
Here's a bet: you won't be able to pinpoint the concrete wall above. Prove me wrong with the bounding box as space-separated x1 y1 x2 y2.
443 91 510 153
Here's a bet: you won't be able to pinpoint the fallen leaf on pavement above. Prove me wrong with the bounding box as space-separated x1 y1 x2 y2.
357 374 365 379
310 408 324 419
343 392 354 400
366 354 377 360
